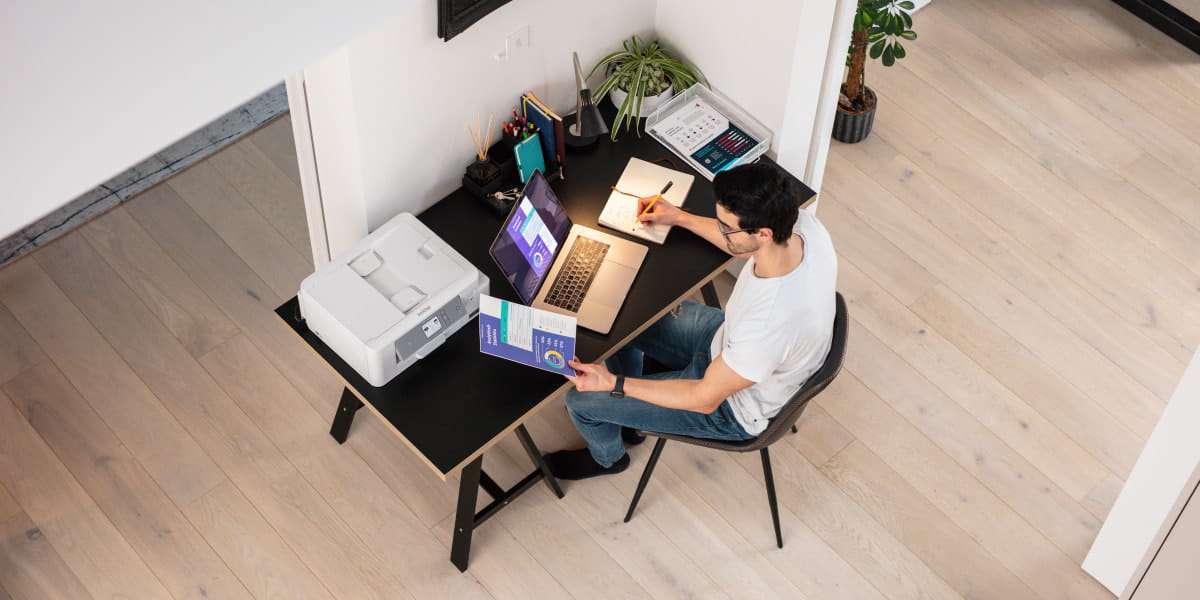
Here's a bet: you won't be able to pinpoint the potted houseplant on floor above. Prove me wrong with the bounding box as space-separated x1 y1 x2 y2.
590 36 707 140
834 0 918 143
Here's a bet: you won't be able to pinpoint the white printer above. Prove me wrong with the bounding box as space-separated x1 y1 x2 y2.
299 212 488 386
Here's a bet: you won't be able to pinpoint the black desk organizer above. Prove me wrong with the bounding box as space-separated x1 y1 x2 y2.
462 139 562 216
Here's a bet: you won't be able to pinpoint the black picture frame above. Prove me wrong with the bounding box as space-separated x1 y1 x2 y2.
438 0 512 42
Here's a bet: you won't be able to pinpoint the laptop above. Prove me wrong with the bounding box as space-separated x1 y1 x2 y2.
490 170 648 334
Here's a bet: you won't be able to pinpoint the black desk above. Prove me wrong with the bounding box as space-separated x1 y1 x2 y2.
276 132 812 571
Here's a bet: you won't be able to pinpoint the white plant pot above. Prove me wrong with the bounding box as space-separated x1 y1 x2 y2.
609 85 674 119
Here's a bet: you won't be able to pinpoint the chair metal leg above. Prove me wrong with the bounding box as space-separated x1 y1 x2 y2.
624 438 668 523
761 447 783 548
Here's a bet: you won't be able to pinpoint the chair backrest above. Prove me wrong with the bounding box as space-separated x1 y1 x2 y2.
739 291 848 451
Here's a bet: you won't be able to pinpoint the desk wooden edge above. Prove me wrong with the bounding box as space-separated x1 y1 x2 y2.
274 256 733 481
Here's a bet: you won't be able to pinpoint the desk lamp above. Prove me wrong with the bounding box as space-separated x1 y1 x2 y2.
564 51 608 147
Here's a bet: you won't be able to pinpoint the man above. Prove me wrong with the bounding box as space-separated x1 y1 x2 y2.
543 162 838 480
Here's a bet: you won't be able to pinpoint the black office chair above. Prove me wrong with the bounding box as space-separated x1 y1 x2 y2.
623 292 848 548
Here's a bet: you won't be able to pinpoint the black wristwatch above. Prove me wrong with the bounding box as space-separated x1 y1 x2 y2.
610 375 626 398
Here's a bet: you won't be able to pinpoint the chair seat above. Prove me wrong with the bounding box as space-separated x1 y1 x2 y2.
639 430 762 452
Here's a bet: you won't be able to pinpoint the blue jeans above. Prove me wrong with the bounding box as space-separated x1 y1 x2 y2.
565 301 753 467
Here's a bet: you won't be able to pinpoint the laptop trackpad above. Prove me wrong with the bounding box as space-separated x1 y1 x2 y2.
589 262 636 308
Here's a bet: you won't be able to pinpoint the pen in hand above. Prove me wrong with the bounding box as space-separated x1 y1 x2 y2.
635 181 674 223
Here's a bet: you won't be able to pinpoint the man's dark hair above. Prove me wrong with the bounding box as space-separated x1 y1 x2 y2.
712 163 802 245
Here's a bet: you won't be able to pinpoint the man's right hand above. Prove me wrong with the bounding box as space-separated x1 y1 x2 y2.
637 194 684 227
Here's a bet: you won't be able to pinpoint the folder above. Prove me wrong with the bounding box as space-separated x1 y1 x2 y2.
522 92 565 174
512 133 545 184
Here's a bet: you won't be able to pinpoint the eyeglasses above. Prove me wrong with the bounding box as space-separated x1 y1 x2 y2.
716 218 755 238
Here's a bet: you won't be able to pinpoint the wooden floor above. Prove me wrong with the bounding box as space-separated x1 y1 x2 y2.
2 0 1197 597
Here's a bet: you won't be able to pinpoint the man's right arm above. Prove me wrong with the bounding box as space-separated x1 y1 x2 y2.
637 196 731 254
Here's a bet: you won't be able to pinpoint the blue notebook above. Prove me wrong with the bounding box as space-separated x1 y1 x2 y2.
523 95 561 172
513 133 545 183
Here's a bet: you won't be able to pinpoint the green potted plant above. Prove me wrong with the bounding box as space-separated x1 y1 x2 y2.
590 36 707 140
833 0 918 143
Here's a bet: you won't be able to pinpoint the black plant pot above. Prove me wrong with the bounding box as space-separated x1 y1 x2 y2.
832 87 877 144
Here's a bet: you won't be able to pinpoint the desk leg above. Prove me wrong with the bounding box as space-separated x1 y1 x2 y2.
450 456 483 572
701 280 722 309
515 425 565 498
329 388 363 444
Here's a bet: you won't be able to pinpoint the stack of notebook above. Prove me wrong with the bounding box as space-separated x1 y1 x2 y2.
522 92 565 177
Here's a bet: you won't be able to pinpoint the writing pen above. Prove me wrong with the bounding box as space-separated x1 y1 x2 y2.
635 180 674 223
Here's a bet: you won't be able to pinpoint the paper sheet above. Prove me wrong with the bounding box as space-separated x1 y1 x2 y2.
479 294 576 375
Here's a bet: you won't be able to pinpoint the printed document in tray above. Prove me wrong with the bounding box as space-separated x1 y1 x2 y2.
479 294 577 375
598 157 695 245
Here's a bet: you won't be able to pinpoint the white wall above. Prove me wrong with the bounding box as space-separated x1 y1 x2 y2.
0 0 420 240
303 0 654 256
1084 347 1200 596
305 0 852 257
655 0 855 191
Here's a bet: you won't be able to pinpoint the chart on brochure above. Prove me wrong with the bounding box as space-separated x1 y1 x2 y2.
479 294 577 375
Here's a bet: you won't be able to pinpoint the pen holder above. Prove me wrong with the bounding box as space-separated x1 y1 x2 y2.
462 141 519 216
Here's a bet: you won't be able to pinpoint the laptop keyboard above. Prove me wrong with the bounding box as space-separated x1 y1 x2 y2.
544 237 610 313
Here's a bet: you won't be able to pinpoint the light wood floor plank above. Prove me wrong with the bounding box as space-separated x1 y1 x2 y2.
836 132 1185 410
950 0 1200 230
848 118 1181 419
871 66 1200 366
909 284 1143 479
838 318 1100 562
34 231 410 599
1119 152 1200 231
206 136 312 262
834 257 1109 502
82 207 241 358
249 114 304 188
784 402 855 468
1044 0 1200 108
484 434 727 600
4 362 249 600
0 388 172 599
819 372 1110 600
429 512 569 600
0 481 92 600
527 397 876 600
1082 473 1126 522
821 441 1038 600
122 183 342 419
719 442 963 600
0 257 225 507
183 480 334 600
198 333 492 599
911 7 1200 278
168 160 311 300
0 304 44 386
122 184 458 530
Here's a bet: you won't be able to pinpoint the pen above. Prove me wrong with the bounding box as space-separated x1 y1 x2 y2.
635 181 674 223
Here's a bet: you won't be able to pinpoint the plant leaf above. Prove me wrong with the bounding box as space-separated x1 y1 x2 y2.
893 41 906 59
900 30 917 40
870 39 886 59
882 45 895 66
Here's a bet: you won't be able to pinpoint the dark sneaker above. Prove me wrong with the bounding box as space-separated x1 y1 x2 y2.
544 449 630 480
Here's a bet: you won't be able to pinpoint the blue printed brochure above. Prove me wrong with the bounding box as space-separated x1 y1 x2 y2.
479 294 577 376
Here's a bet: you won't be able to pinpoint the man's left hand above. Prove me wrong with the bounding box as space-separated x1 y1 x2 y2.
564 358 617 393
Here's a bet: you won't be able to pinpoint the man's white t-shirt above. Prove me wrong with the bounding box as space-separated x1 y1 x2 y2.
710 208 838 435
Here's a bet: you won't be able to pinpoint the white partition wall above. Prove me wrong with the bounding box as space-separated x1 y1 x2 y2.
1084 348 1200 596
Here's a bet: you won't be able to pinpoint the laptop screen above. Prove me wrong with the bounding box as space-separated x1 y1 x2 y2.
490 171 573 304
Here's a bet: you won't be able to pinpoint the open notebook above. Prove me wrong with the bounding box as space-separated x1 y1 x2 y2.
598 158 695 244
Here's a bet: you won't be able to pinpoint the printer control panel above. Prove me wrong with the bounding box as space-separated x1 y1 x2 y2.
395 296 468 362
